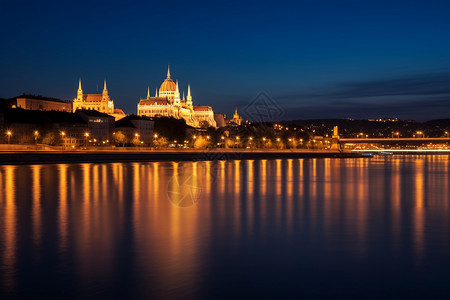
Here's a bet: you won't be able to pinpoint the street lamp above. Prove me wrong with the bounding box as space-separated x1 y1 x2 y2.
34 130 39 144
6 131 12 144
85 132 89 147
60 131 66 149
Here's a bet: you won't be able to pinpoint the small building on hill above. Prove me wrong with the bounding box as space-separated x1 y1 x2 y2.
14 94 72 112
115 115 155 145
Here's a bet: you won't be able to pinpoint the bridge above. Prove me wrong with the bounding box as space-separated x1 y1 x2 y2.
327 126 450 151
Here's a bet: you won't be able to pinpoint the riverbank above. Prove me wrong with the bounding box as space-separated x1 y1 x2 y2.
0 149 362 165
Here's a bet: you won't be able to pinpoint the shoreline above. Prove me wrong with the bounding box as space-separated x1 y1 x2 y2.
0 149 361 165
0 149 447 165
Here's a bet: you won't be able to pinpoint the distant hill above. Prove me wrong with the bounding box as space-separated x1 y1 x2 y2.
281 118 450 138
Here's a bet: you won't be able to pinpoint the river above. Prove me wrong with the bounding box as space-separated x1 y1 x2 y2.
1 156 450 298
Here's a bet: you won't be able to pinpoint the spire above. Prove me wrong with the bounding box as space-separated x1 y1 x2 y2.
174 80 180 106
235 107 238 114
102 79 108 98
155 88 158 97
183 91 185 101
186 84 193 108
167 65 171 79
147 86 150 99
77 78 83 100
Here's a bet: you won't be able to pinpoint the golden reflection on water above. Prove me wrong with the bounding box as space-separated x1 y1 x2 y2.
58 164 69 253
414 159 425 262
1 157 450 294
32 165 42 252
0 166 16 290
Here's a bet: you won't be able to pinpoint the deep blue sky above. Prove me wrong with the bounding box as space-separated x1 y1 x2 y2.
1 0 450 121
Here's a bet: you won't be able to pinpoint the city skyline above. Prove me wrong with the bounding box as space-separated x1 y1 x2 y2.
1 0 450 120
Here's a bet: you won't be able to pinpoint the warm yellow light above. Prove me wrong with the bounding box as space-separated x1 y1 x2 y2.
34 130 39 136
7 131 11 136
221 136 225 140
193 135 197 139
135 133 139 137
206 136 210 139
236 136 240 140
61 131 66 136
174 140 177 143
262 137 266 141
85 132 89 137
276 138 280 142
249 137 253 140
154 133 158 138
288 138 292 142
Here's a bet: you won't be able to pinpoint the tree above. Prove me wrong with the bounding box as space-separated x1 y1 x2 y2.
153 136 168 148
114 131 126 147
194 136 208 149
42 132 57 145
132 136 141 147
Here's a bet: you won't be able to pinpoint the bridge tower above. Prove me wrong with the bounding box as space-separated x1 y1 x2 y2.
331 126 341 151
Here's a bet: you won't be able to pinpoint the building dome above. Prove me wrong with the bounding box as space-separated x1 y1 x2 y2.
160 78 176 92
159 66 177 92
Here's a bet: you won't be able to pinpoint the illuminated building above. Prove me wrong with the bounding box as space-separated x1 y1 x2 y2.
137 67 216 128
73 79 126 121
115 115 155 145
15 94 72 112
76 109 115 142
223 107 243 126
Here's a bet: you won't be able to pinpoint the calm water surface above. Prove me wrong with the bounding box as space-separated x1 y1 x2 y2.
1 156 450 299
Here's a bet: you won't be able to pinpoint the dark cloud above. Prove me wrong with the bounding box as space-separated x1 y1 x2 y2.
272 72 450 121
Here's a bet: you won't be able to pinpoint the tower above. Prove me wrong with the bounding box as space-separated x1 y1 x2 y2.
147 87 150 99
77 79 83 100
173 80 181 106
102 79 108 100
186 84 193 109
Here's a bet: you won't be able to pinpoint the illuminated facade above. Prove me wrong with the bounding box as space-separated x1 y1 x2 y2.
73 79 114 114
16 95 72 112
137 67 216 128
73 79 126 120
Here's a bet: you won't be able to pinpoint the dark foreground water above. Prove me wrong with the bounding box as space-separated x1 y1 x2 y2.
1 156 450 299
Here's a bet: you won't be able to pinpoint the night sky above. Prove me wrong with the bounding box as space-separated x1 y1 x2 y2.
1 0 450 121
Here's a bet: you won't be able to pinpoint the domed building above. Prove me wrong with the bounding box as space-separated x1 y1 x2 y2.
137 67 216 128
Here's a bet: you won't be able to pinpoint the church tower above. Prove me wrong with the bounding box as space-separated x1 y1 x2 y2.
186 84 193 109
77 79 83 101
102 79 108 101
173 80 181 106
